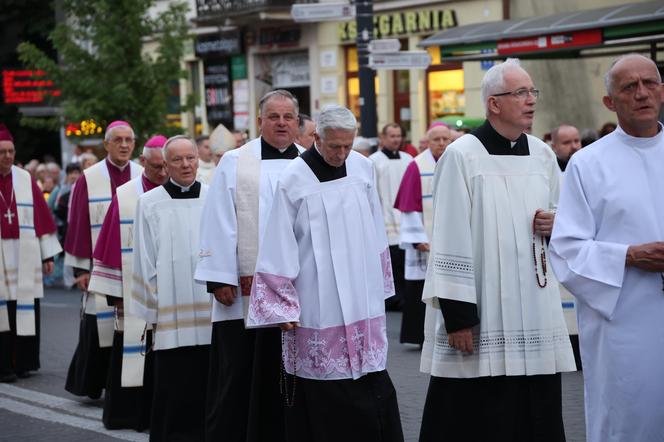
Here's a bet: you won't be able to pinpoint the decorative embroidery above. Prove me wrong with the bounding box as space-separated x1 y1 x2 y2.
247 272 300 325
198 249 212 257
432 327 572 356
282 316 388 380
380 248 395 297
432 253 474 279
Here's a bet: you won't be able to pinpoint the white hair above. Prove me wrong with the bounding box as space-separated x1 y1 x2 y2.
141 146 163 160
316 105 357 140
480 58 523 116
104 124 135 142
163 135 196 159
604 53 661 95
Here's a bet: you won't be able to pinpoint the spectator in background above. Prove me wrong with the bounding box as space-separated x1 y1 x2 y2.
352 136 372 157
399 125 418 157
231 129 246 148
580 128 598 147
550 124 582 171
195 135 215 184
418 136 429 153
599 121 617 138
79 152 98 170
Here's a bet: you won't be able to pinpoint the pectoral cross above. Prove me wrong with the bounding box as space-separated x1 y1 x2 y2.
4 208 15 225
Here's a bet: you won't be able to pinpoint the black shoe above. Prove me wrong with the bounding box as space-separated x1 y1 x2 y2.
0 373 17 383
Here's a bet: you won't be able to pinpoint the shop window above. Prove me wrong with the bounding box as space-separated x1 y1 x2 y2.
427 68 464 122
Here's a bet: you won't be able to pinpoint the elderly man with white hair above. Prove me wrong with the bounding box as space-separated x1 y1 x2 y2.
246 104 404 442
418 59 575 442
65 120 143 400
130 135 211 441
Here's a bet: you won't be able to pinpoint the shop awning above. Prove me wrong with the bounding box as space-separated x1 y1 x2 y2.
419 1 664 62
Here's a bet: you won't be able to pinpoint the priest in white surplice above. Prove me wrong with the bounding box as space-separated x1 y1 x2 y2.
550 54 664 442
369 123 412 310
130 136 211 442
393 123 451 346
419 59 575 442
195 90 302 442
246 105 404 442
0 123 61 383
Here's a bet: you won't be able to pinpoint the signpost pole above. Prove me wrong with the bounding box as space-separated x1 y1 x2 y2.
355 0 377 140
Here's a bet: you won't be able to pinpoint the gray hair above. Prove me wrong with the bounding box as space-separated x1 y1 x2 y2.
550 123 578 144
604 53 661 95
480 58 523 115
316 105 357 140
104 124 135 142
141 146 164 159
163 135 196 159
258 89 299 115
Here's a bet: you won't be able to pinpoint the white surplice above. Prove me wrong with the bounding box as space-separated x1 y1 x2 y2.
421 134 576 378
550 125 664 442
246 151 395 381
369 150 412 245
194 138 304 324
129 185 211 351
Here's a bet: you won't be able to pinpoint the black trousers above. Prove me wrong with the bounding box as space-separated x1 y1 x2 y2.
285 370 404 442
0 299 40 376
102 330 153 431
386 245 406 310
400 279 425 345
150 345 209 442
419 374 566 442
65 313 111 399
205 320 285 442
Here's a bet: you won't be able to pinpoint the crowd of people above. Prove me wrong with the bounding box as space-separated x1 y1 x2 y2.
0 52 662 442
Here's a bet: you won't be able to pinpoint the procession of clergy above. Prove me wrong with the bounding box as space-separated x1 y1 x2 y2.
1 52 663 442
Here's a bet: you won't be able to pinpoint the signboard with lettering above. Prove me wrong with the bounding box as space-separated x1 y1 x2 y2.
340 9 457 42
369 51 432 70
497 29 602 55
292 3 355 22
2 70 60 105
195 32 242 57
369 39 401 53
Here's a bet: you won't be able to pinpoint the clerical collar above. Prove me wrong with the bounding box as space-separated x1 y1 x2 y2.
471 120 530 156
300 145 347 183
260 138 299 160
106 157 130 171
381 148 401 160
163 179 201 199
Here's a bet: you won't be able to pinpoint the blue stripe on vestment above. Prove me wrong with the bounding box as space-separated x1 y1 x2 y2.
562 302 575 309
16 203 33 207
123 345 144 354
121 248 133 253
422 195 433 199
16 304 34 311
96 311 114 319
119 220 133 225
0 300 7 307
19 225 35 230
420 173 434 177
89 197 112 203
91 224 103 229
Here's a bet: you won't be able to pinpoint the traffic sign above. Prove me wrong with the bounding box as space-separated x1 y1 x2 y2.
368 39 401 54
291 3 355 23
368 51 432 70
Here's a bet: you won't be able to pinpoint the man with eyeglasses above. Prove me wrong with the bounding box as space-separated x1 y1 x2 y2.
550 53 664 442
0 124 61 383
419 58 575 442
87 135 168 430
65 120 143 400
196 89 304 442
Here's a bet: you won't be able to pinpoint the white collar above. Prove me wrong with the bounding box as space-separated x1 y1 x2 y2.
107 157 130 171
170 177 195 192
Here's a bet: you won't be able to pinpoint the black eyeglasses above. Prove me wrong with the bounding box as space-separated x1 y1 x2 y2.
492 88 540 99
